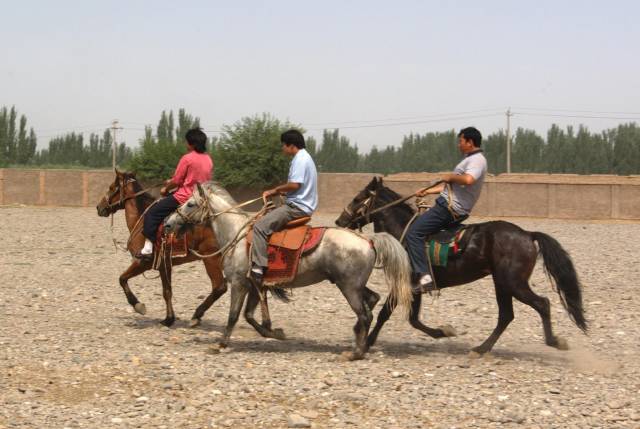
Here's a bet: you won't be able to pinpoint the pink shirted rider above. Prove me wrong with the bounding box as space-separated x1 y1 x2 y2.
137 128 213 260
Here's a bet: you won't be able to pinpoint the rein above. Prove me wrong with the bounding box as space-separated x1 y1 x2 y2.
104 177 163 252
172 191 274 263
348 180 444 227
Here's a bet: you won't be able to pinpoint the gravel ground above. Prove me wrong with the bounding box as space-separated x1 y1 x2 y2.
1 207 639 429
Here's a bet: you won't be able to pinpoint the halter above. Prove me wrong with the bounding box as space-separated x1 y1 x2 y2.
101 176 163 213
340 188 378 230
340 179 445 230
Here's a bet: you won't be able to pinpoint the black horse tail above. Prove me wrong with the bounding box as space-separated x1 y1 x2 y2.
531 232 587 332
271 287 291 303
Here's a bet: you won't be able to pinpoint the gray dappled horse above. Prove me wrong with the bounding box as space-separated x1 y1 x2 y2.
163 182 413 360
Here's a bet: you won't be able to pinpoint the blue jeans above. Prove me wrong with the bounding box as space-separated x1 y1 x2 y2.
405 197 457 275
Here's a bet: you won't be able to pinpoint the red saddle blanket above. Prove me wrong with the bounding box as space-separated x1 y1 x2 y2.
156 224 189 259
248 226 327 285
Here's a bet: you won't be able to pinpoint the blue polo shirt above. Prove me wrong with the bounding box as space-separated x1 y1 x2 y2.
286 149 318 214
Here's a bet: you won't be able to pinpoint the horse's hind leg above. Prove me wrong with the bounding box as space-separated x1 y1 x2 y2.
243 287 286 340
338 283 373 361
190 256 227 327
118 260 151 315
218 282 249 348
511 283 568 350
363 287 380 317
472 285 514 354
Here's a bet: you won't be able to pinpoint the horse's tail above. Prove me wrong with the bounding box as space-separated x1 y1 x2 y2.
271 287 291 303
531 231 587 332
369 232 413 319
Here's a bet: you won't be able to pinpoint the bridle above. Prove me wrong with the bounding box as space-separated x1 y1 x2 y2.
339 179 446 230
101 176 162 213
340 188 378 230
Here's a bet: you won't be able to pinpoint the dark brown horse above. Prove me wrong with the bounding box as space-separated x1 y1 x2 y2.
96 170 281 337
336 177 587 354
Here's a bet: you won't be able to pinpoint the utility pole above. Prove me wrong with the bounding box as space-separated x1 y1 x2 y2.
505 108 512 174
110 119 122 170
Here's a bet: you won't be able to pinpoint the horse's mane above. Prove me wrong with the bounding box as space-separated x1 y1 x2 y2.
202 181 238 207
128 175 155 214
378 185 416 218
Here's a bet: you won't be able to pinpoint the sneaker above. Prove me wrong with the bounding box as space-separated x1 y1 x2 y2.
411 273 434 294
134 251 153 262
249 267 264 286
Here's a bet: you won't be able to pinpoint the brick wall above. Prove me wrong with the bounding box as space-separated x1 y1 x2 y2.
1 169 638 220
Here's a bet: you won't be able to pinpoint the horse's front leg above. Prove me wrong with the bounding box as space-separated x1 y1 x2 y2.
159 258 176 327
190 255 227 327
119 259 151 315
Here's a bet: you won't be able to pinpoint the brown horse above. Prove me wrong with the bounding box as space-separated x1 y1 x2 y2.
96 170 281 335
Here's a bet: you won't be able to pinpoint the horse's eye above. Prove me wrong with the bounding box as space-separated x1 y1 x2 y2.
187 202 195 207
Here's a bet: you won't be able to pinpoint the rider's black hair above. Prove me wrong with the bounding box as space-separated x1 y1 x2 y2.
185 128 207 153
458 127 482 147
281 129 306 149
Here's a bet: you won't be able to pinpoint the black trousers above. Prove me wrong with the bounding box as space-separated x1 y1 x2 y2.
143 195 180 241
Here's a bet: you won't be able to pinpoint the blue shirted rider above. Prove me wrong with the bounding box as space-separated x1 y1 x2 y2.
250 129 318 285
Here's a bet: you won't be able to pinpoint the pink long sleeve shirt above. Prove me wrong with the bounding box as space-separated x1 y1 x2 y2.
171 151 213 204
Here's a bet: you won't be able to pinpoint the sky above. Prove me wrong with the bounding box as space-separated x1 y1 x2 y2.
1 0 639 152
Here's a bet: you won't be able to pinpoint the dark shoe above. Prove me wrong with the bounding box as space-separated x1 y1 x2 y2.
249 269 264 287
134 251 153 261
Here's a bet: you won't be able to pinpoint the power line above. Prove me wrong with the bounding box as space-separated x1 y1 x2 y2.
512 107 640 116
301 108 503 126
305 112 504 130
512 112 640 121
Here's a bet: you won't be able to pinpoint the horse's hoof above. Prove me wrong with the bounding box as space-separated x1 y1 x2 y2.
134 303 147 315
189 318 201 328
160 318 175 327
271 328 286 341
439 324 458 337
469 347 487 358
340 351 365 361
554 337 569 351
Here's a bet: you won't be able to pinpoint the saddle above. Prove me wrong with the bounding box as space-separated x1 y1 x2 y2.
153 223 189 267
246 216 326 286
425 223 467 267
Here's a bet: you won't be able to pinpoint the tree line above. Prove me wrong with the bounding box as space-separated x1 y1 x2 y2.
2 105 640 184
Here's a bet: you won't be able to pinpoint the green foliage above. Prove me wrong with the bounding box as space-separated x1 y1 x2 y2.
314 130 360 172
2 103 640 176
213 114 300 188
0 106 37 166
126 109 201 180
612 123 640 175
34 129 131 168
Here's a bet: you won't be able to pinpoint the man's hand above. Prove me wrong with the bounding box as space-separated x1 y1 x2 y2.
160 186 168 196
262 188 278 200
416 188 430 197
416 183 445 197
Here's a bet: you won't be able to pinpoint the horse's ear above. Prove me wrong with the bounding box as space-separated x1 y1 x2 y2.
115 168 122 176
196 183 205 197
